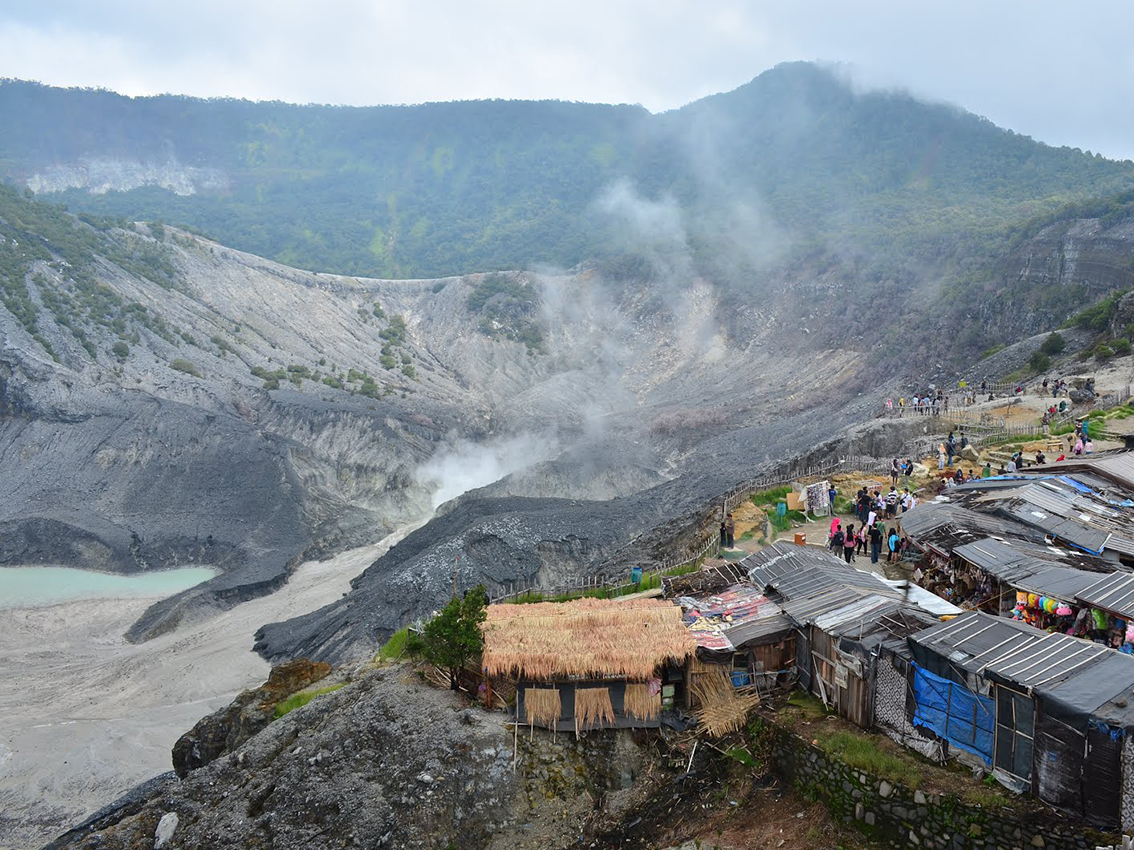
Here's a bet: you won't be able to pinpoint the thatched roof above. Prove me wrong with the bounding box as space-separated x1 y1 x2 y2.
482 598 695 681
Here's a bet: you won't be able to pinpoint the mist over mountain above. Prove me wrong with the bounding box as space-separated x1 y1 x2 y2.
3 62 1131 283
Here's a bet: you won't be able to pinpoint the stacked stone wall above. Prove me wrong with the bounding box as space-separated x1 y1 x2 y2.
769 724 1119 850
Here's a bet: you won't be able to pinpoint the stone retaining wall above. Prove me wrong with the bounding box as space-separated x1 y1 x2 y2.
769 724 1120 850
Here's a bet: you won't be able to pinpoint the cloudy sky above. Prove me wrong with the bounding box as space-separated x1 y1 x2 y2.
3 1 1133 159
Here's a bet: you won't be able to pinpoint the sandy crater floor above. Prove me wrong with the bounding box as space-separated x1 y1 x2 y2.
0 526 416 850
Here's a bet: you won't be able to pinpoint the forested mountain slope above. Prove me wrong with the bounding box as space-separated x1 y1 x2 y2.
3 62 1132 284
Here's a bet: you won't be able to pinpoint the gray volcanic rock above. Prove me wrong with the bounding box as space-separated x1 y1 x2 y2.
171 658 332 778
50 668 523 849
47 665 669 850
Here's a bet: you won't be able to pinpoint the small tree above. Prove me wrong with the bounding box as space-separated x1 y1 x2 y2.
414 585 488 689
1040 332 1066 356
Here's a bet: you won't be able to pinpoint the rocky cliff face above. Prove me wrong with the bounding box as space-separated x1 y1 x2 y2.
25 157 228 196
48 665 668 850
0 199 878 648
993 217 1134 339
9 190 1134 659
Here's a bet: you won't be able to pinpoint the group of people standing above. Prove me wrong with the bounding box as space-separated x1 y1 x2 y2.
828 485 914 565
885 391 950 417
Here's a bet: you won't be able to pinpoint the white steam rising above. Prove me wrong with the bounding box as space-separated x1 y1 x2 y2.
415 432 561 510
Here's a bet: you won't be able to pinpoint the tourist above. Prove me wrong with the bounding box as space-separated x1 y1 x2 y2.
982 461 992 478
725 513 735 548
857 523 868 556
898 397 905 417
888 528 901 563
1006 457 1017 473
719 519 727 548
1035 450 1046 465
1085 439 1094 454
869 522 882 563
885 487 899 518
827 484 837 515
938 443 946 471
829 519 842 550
891 458 900 487
843 524 857 564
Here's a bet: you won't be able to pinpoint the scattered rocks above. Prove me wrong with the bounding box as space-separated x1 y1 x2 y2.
152 812 178 849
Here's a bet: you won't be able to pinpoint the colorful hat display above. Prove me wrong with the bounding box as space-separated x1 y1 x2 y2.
1056 604 1072 616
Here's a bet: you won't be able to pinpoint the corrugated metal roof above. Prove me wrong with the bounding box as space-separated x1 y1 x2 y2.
910 611 1117 690
911 612 1044 675
1076 572 1134 619
744 543 898 602
1000 502 1112 553
954 536 1117 585
1012 566 1109 601
1061 453 1134 491
900 501 1029 541
911 604 1134 728
953 537 1056 582
723 614 794 648
778 585 879 624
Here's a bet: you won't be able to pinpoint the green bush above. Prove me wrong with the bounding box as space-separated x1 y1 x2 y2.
372 302 386 318
376 628 411 662
379 315 407 345
1028 351 1051 372
409 585 487 689
1113 337 1132 355
401 364 417 379
111 340 129 360
979 343 1006 360
170 358 202 377
273 684 345 719
1039 332 1065 355
1096 343 1115 360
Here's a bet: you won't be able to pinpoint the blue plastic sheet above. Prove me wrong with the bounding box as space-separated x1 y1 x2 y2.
911 663 994 764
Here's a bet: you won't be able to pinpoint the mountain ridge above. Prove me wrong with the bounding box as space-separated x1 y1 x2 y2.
4 61 1132 282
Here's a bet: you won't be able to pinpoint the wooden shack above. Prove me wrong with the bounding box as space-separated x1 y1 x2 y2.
481 598 695 736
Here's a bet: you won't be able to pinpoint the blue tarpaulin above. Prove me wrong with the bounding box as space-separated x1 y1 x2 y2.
911 663 994 764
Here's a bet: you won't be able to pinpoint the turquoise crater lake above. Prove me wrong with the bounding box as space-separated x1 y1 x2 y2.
0 566 218 610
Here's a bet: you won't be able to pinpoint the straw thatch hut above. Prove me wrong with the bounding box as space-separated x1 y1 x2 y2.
482 598 695 734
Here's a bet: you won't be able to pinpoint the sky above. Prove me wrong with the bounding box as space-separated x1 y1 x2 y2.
3 1 1134 160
